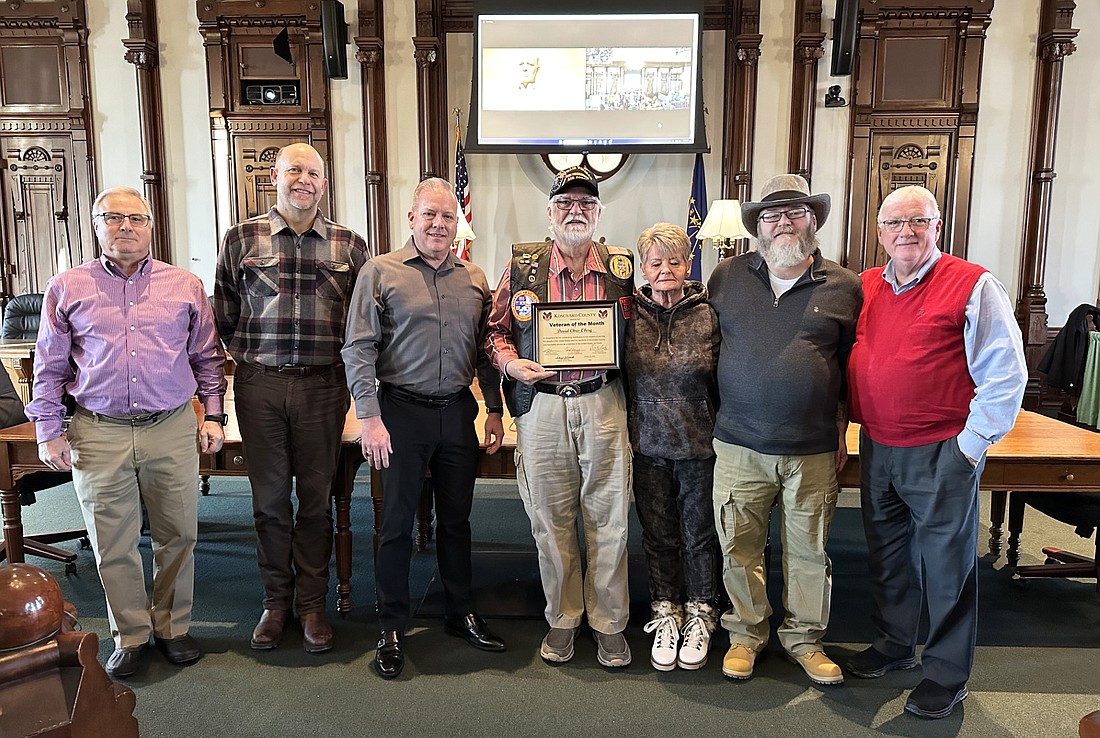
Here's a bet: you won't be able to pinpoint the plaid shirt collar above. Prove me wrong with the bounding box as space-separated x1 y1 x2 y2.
267 206 329 240
548 242 607 278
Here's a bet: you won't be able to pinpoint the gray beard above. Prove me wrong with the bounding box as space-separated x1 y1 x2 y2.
549 220 595 248
757 230 818 269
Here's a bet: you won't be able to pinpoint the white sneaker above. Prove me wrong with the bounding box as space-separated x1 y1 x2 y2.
678 615 711 670
643 615 679 671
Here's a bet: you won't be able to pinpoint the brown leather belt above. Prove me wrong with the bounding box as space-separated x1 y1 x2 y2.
253 363 337 377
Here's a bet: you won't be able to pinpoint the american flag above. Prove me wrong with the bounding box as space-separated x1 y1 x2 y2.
453 123 472 260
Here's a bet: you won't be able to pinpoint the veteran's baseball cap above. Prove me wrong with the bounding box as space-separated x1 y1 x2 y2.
548 166 599 199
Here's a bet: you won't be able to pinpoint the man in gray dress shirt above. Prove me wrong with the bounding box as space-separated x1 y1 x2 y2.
343 177 506 679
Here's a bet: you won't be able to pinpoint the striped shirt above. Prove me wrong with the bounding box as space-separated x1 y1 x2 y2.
486 243 609 383
27 255 226 442
213 208 369 367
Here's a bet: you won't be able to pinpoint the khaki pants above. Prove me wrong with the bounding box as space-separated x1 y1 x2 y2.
712 439 838 655
68 403 198 650
514 380 632 634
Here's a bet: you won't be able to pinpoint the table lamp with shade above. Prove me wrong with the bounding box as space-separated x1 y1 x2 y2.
696 199 752 259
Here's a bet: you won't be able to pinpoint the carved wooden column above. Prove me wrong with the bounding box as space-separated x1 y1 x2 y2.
1016 0 1078 409
787 0 824 185
413 0 447 181
123 0 170 262
721 0 761 255
356 0 389 255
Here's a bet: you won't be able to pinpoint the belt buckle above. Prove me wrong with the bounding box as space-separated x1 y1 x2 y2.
556 382 580 398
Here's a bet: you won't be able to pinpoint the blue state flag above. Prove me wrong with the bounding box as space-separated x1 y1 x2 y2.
686 153 707 282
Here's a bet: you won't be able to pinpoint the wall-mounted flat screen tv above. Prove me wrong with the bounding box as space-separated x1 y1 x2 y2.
466 0 708 154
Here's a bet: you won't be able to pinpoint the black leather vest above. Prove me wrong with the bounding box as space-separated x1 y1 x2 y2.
505 241 634 417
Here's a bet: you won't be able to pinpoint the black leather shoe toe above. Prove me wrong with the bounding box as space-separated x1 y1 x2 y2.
374 630 404 679
106 644 148 678
444 612 506 652
154 634 202 665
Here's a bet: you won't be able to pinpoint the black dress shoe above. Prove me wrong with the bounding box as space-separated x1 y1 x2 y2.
444 612 506 652
374 630 404 679
154 634 202 665
105 644 148 678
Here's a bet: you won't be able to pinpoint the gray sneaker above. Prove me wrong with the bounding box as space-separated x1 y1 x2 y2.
594 630 631 667
540 627 576 663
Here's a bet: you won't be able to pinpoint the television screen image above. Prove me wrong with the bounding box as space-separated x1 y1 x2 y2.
468 7 707 153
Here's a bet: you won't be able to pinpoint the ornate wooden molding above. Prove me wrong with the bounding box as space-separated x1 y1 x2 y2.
788 0 825 185
412 0 447 181
124 0 170 263
1016 0 1079 409
225 120 316 132
357 0 389 255
722 0 762 255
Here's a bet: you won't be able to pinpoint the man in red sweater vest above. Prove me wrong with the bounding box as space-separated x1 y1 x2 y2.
845 185 1027 719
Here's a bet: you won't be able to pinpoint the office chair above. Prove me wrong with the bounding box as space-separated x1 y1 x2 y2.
0 293 89 571
1007 491 1100 593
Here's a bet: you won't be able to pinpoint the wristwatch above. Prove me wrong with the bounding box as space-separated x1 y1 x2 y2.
204 413 229 426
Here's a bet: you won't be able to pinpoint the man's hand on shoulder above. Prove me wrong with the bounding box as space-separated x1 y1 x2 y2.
360 416 392 469
199 421 225 454
39 436 72 472
504 359 555 386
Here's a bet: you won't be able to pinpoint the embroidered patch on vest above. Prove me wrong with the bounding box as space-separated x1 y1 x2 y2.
512 290 539 322
608 254 633 280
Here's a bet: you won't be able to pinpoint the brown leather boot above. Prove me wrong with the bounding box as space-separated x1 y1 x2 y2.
250 609 288 650
300 611 333 654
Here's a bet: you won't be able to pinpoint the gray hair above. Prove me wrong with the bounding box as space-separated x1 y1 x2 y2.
637 222 692 264
92 186 150 216
410 177 458 212
878 185 940 219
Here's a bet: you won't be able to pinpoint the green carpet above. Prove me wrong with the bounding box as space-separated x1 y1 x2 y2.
9 478 1100 738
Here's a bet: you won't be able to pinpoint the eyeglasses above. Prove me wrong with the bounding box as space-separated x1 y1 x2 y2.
878 216 938 232
759 206 811 224
95 212 152 227
552 197 600 212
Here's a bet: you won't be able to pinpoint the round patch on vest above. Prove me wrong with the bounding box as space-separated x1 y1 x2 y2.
608 254 632 280
511 290 539 322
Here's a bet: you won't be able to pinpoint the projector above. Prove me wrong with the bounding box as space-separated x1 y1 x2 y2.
244 84 299 106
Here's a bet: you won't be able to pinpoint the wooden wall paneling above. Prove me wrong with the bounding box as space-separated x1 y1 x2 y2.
0 0 95 302
413 0 447 181
719 0 761 257
124 0 170 263
788 0 824 185
355 0 389 256
1016 0 1079 409
195 1 334 238
844 1 991 275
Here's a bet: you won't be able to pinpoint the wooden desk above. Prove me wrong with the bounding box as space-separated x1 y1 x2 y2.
0 396 369 616
0 339 36 405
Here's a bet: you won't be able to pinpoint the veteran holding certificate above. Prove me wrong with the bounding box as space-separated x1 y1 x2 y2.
486 166 635 668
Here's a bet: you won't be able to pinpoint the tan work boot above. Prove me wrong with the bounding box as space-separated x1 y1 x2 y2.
722 643 757 679
789 649 844 685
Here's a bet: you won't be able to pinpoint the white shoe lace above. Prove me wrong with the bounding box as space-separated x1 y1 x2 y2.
680 616 708 653
643 615 679 651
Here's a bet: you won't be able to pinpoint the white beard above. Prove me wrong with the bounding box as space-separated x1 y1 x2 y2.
549 219 596 248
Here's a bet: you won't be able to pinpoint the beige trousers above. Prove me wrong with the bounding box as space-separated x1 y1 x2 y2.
514 380 632 634
712 439 838 655
68 403 198 649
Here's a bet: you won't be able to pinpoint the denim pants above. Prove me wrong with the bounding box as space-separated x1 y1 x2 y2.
633 452 718 604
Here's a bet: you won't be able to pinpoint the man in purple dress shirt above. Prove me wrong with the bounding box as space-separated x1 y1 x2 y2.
27 186 227 679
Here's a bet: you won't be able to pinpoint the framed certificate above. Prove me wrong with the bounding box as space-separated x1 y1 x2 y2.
532 300 621 371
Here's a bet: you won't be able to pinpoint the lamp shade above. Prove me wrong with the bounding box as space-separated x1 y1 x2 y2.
696 199 750 243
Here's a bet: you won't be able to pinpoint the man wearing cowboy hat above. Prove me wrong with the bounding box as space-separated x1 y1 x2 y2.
707 173 862 685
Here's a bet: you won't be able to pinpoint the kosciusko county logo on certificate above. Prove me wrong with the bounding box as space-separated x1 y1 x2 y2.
532 300 620 371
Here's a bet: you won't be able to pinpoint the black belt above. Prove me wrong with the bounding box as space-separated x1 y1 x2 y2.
381 384 468 409
253 362 337 377
534 371 618 398
76 405 169 427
